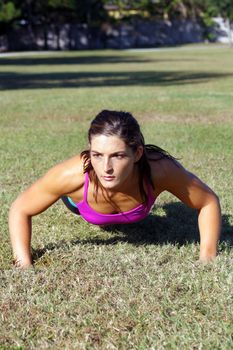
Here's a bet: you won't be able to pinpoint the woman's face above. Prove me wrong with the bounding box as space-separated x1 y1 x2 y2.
90 134 142 190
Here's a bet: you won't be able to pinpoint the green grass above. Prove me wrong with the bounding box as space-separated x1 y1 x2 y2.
0 45 233 349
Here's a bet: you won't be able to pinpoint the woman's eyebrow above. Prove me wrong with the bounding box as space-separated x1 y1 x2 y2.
91 150 126 155
111 151 126 156
91 150 102 153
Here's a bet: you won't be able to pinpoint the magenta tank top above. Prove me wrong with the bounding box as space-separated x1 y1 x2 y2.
74 173 155 225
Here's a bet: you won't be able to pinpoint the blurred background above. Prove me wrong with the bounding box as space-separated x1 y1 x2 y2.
0 0 232 52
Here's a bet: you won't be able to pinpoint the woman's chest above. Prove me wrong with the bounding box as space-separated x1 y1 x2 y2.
68 183 146 214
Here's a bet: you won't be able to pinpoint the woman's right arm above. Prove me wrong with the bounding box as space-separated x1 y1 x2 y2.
9 156 84 268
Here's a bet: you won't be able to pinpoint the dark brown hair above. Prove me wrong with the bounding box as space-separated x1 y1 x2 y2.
81 110 174 202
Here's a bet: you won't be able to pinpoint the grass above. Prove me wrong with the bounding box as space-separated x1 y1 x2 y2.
0 45 233 349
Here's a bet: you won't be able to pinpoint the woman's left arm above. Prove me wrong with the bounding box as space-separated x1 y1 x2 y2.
153 159 221 262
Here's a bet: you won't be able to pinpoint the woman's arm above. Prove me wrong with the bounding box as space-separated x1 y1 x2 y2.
9 178 59 268
151 159 221 262
197 194 221 262
9 156 84 268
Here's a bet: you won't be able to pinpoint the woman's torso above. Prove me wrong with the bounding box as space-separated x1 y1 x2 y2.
60 155 166 216
65 171 157 216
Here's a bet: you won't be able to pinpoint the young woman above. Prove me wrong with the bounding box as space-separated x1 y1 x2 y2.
9 110 221 268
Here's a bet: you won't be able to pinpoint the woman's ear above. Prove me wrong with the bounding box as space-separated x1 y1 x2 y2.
134 146 144 162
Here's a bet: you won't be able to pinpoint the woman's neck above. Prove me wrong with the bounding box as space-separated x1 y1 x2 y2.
102 166 140 199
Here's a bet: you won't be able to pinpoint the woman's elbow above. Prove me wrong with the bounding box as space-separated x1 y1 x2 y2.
9 196 31 219
211 192 221 209
204 187 220 207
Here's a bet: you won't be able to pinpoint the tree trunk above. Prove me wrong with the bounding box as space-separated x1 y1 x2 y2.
55 25 61 50
26 0 35 49
43 24 48 50
225 17 232 47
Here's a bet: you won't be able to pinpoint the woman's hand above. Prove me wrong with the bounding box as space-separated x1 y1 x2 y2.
13 257 33 269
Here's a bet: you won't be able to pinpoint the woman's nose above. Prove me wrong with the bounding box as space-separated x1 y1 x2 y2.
104 157 113 173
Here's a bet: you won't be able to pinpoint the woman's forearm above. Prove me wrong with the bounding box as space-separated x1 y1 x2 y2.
9 203 33 268
198 195 221 261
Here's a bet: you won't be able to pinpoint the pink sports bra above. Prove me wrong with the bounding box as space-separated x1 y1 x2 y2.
72 173 156 225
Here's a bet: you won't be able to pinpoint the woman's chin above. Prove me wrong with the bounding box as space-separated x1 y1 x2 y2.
100 178 119 190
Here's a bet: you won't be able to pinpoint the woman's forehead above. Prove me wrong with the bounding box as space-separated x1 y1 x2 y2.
90 135 128 152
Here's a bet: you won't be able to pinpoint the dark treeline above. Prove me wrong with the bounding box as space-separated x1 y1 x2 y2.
0 1 232 49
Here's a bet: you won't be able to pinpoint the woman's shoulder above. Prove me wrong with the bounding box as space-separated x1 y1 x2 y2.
149 156 183 191
149 154 179 174
43 154 86 195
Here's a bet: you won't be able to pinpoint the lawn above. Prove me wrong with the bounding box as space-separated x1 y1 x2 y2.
0 45 233 349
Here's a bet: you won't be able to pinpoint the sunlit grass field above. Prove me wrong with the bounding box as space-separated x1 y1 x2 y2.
0 45 233 349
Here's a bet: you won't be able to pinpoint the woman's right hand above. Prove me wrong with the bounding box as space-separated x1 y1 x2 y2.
13 256 33 269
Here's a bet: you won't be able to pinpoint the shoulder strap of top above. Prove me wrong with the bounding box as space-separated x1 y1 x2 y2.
83 172 89 202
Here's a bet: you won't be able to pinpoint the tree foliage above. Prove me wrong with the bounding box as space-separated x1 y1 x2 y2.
0 1 20 23
205 0 233 45
0 0 21 35
206 0 233 20
0 0 232 38
103 0 213 20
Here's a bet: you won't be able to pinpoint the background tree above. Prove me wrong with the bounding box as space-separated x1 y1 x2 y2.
12 0 108 49
0 0 21 35
1 0 232 50
102 0 210 21
206 0 233 45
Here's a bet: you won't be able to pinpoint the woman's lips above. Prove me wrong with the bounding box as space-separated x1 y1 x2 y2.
102 176 115 181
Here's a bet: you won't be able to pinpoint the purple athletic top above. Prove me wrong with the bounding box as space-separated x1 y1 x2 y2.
73 173 156 225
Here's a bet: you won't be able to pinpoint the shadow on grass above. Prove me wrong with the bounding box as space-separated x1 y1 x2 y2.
1 70 233 91
33 202 232 262
0 55 200 67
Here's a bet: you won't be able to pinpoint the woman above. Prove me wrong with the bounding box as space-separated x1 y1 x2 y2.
9 110 221 268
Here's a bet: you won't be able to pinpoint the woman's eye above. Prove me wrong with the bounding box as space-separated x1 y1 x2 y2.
92 154 101 158
115 154 125 159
